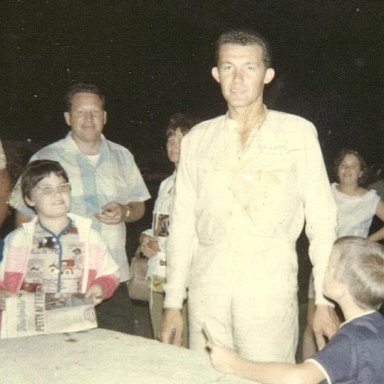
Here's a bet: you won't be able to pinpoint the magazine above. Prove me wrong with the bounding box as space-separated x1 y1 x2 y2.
0 290 97 339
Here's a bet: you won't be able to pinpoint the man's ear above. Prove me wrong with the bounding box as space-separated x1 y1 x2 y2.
103 111 107 125
263 68 275 85
211 67 220 83
64 111 71 126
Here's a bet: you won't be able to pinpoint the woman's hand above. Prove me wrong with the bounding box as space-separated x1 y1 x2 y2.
139 234 160 258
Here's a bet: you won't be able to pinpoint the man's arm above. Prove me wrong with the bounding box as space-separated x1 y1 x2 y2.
300 123 338 346
159 308 184 345
0 169 11 228
209 344 325 384
124 201 145 222
161 135 197 340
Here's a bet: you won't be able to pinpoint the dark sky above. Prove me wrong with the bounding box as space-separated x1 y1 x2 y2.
1 0 384 166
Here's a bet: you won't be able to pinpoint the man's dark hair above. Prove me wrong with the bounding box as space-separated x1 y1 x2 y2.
215 29 272 68
21 160 69 205
64 82 106 111
165 112 201 138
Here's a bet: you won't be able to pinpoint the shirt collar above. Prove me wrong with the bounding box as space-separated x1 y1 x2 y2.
340 309 376 328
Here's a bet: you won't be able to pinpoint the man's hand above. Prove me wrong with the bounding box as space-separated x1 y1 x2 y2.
95 201 145 224
313 304 340 350
159 308 183 346
95 201 127 225
139 234 160 258
85 283 105 305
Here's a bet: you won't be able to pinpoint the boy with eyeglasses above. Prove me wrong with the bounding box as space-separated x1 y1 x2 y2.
0 160 119 318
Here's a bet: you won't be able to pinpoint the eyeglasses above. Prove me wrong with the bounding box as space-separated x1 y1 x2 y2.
34 183 72 196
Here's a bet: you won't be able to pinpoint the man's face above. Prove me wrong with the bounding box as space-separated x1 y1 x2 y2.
64 92 107 145
211 43 275 111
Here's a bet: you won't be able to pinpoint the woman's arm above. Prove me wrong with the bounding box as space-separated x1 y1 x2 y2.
367 200 384 242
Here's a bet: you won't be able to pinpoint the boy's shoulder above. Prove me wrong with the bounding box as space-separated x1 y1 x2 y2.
326 311 384 346
346 311 384 339
2 226 31 253
310 312 384 383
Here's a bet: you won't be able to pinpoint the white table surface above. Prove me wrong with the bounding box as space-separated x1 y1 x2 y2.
0 328 253 384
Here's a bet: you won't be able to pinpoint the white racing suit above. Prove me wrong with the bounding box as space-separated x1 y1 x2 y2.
164 111 336 362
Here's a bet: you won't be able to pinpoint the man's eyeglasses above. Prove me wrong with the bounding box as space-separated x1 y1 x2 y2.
34 183 71 196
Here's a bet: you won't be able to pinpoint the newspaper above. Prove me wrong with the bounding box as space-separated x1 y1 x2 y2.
0 290 97 339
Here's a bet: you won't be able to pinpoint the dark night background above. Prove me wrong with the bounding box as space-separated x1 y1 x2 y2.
1 0 384 169
1 0 384 343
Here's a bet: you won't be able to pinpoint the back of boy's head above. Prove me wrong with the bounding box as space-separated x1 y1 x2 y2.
21 160 69 204
333 236 384 309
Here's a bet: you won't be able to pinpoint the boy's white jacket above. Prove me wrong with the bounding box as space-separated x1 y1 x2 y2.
0 213 119 297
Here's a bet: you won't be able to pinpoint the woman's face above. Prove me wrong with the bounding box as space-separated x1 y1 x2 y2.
166 128 183 166
337 153 363 186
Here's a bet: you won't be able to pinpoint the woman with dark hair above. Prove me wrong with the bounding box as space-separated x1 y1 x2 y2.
329 148 384 241
138 112 200 346
302 148 384 360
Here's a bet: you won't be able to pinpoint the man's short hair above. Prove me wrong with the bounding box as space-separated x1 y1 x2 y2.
64 82 106 111
21 160 69 204
333 148 369 186
333 236 384 309
215 29 272 68
165 112 201 138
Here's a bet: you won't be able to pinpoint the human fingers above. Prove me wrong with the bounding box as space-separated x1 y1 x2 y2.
85 290 103 305
95 213 120 225
147 239 160 252
314 331 326 351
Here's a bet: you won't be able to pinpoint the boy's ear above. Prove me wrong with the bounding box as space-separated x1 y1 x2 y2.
24 196 35 207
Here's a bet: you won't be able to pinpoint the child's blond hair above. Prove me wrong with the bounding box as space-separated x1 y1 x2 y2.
333 236 384 309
